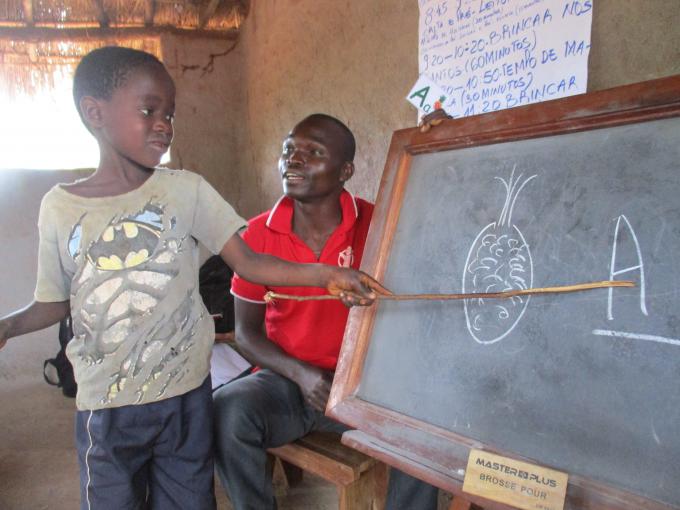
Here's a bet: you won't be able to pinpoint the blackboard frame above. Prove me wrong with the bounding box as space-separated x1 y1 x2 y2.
327 75 680 510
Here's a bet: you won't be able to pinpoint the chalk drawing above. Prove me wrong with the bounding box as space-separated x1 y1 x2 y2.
463 166 536 344
592 329 680 348
607 214 647 320
593 215 678 349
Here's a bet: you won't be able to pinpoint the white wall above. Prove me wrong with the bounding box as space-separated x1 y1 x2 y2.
0 170 87 389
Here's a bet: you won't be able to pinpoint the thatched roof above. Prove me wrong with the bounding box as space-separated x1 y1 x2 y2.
1 0 248 31
0 0 248 95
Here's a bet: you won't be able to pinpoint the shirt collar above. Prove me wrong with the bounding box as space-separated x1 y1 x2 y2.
265 190 359 234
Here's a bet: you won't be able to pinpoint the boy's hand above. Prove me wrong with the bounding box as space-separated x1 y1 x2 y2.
325 267 391 307
0 301 69 351
419 108 452 133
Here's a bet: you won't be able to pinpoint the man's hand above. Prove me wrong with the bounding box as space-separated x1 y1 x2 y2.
419 108 452 133
296 364 334 412
325 267 391 307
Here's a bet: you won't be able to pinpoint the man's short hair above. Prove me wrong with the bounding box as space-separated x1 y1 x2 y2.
303 113 356 162
73 46 165 119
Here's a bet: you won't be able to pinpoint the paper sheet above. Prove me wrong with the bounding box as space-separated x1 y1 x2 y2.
418 0 593 118
211 343 251 389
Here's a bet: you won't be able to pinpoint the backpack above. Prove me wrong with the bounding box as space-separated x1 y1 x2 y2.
43 315 77 398
198 255 235 334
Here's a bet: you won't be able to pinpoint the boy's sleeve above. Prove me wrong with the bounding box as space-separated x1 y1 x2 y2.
34 194 70 302
231 226 268 304
192 176 247 254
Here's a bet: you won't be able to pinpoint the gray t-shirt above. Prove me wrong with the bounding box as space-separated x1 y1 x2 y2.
34 169 245 411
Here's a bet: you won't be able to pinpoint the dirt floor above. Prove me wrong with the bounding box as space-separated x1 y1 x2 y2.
0 378 337 510
0 377 456 510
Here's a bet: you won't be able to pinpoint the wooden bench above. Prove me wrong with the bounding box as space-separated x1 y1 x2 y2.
267 431 388 510
267 431 483 510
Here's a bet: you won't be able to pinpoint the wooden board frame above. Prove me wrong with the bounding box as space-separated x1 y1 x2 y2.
327 74 680 510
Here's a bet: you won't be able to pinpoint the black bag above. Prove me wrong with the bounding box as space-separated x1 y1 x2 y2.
198 255 235 334
43 315 77 398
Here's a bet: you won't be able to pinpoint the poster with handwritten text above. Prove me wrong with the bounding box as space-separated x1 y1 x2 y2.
418 0 592 118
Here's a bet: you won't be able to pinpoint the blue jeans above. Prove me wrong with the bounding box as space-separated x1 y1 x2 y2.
213 369 438 510
75 377 216 510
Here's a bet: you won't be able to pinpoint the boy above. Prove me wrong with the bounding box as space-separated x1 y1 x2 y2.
0 47 381 510
214 114 439 510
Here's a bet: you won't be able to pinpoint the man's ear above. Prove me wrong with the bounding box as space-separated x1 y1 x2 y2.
79 96 104 129
340 161 355 183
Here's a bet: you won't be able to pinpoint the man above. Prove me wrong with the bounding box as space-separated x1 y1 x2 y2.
213 114 438 509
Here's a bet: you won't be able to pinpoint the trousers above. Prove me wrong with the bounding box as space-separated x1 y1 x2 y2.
213 369 438 510
75 377 216 510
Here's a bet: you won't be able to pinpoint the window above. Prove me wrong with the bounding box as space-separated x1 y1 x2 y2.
0 69 99 170
0 39 164 171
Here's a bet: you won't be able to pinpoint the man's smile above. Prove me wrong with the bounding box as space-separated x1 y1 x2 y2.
283 171 304 182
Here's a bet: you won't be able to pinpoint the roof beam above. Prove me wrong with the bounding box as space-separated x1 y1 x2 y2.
198 0 221 29
0 26 239 42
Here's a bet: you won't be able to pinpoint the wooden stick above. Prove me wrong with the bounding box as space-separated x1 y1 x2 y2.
263 280 634 303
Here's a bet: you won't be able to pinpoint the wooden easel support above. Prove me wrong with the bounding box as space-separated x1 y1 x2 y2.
449 495 484 510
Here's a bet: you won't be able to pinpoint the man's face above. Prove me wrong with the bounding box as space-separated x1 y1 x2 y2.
278 119 352 202
98 65 176 169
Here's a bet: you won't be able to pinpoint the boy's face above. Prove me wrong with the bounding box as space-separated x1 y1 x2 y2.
97 65 176 169
278 119 352 202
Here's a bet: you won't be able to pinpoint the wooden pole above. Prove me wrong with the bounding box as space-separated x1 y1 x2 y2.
91 0 110 28
22 0 34 27
144 0 156 27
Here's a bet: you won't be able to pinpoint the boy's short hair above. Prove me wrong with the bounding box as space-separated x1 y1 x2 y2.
73 46 165 120
303 113 356 162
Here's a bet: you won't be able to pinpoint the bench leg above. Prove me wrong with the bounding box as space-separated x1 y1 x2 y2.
337 461 388 510
269 454 304 501
279 459 304 487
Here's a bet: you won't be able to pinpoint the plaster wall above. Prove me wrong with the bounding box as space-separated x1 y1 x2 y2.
588 0 680 92
230 0 420 217
161 34 248 214
230 0 680 217
0 170 88 388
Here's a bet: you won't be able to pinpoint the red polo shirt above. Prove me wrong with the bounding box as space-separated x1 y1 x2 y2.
231 191 373 370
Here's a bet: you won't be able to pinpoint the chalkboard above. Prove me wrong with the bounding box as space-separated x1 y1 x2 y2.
328 75 680 510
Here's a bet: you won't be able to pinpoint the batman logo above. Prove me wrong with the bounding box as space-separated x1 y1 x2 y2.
87 220 161 271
